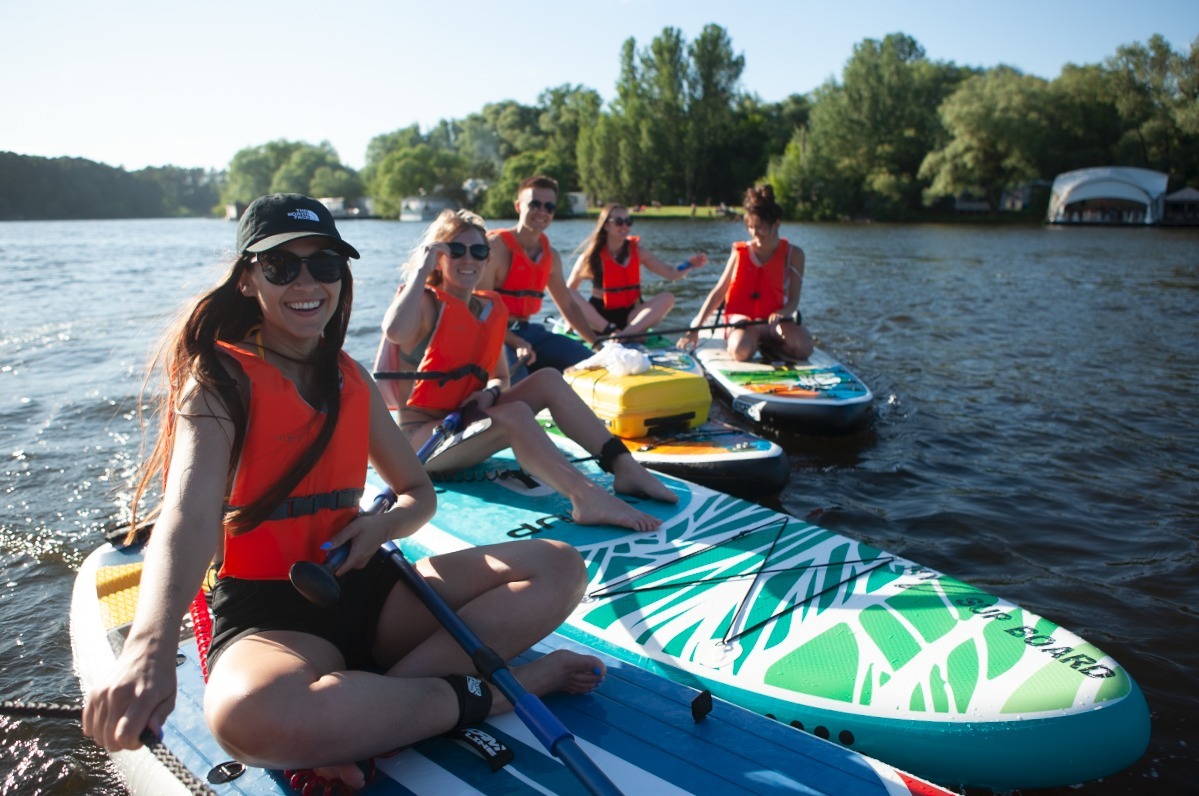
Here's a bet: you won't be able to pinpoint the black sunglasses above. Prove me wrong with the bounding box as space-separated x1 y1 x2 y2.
254 250 347 285
527 199 557 213
447 242 491 260
609 217 634 228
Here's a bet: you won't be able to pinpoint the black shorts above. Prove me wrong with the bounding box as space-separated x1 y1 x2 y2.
588 297 633 330
208 552 401 671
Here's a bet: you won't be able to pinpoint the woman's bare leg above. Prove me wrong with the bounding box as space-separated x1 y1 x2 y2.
619 293 674 338
505 372 677 505
204 541 603 785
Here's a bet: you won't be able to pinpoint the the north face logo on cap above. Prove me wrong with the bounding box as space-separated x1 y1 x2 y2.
287 209 321 222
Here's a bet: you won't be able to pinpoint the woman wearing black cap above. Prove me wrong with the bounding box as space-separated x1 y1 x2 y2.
82 194 602 792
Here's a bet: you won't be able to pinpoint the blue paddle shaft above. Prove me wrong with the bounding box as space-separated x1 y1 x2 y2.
379 540 622 796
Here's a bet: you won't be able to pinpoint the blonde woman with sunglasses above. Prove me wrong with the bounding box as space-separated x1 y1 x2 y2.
378 209 677 532
568 203 707 340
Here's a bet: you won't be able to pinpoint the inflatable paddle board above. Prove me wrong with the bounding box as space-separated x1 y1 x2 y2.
691 338 873 431
541 416 789 497
71 541 953 795
371 443 1150 790
547 320 789 495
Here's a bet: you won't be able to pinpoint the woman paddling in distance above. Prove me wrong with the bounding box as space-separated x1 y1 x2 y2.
567 203 707 339
377 209 677 532
678 185 814 361
82 194 603 793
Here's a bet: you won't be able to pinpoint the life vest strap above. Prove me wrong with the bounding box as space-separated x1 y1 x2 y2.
495 287 544 298
259 488 365 522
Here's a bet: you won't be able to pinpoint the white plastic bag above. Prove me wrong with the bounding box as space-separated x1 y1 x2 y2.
566 343 651 377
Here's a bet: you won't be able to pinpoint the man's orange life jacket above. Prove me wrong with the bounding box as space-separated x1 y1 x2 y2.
494 229 552 319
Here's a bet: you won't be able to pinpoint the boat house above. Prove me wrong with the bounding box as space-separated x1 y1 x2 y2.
1162 187 1199 226
1046 167 1169 225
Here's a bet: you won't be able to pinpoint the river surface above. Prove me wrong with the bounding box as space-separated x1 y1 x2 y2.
1 217 1196 795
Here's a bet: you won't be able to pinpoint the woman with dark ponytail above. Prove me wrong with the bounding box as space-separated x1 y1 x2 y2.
678 185 813 361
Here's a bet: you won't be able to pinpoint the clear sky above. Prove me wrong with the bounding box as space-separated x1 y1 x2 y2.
2 0 1195 173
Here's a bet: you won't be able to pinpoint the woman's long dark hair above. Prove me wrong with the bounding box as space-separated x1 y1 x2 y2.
577 204 630 289
129 252 354 540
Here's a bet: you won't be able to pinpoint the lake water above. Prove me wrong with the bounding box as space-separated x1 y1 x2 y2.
1 217 1196 795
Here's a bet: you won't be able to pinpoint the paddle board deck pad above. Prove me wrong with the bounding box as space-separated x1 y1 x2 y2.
71 542 953 795
692 338 873 431
370 443 1150 789
541 416 789 497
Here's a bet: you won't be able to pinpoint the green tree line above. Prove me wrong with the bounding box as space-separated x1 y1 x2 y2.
3 27 1194 222
0 152 222 220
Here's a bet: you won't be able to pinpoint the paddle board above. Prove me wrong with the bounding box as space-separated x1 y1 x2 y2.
541 416 789 498
542 318 789 495
691 337 873 431
70 541 953 795
370 441 1150 790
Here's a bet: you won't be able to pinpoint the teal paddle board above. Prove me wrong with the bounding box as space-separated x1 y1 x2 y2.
371 438 1150 790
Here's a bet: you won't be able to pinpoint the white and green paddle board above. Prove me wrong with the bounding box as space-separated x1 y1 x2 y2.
693 338 874 431
375 440 1150 790
71 541 953 795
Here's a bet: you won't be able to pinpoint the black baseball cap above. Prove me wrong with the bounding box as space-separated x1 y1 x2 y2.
236 193 360 258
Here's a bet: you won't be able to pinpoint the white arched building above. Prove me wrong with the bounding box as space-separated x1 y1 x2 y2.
1046 167 1169 225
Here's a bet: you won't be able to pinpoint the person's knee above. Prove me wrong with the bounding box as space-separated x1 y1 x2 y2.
534 539 587 599
490 398 537 427
207 685 321 765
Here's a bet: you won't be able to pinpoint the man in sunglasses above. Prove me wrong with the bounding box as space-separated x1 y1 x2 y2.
483 175 598 381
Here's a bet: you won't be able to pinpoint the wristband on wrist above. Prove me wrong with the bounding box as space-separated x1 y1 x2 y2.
676 260 692 272
486 385 502 403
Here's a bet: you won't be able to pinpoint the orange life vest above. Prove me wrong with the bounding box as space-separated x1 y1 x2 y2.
407 288 508 411
217 342 369 580
725 239 789 319
494 229 552 319
598 236 641 309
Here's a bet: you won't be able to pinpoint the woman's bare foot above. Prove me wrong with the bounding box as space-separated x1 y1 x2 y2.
570 482 662 532
510 649 606 699
611 457 678 504
308 761 369 790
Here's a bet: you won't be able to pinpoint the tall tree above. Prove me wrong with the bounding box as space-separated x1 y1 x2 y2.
770 34 965 219
1106 34 1199 183
685 24 745 202
920 67 1055 209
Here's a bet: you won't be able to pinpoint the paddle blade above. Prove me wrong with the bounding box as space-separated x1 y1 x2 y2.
289 560 340 608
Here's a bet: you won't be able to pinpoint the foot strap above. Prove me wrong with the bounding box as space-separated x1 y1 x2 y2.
443 674 493 731
449 727 514 771
596 436 630 473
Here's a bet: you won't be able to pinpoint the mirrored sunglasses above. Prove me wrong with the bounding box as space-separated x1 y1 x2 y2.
527 199 557 213
254 250 347 285
447 242 491 260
